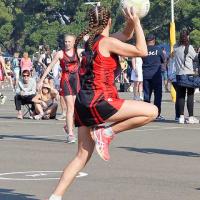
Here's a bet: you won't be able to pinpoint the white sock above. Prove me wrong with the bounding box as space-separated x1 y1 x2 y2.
104 126 114 137
49 194 62 200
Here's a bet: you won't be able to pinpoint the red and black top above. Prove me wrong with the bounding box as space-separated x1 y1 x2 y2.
60 49 79 74
75 35 124 127
59 49 80 96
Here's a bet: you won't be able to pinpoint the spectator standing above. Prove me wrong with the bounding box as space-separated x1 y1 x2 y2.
119 56 130 92
119 56 129 83
5 59 14 90
175 30 199 124
0 53 8 103
0 52 8 89
12 52 20 90
131 57 143 100
51 50 61 90
39 46 53 69
161 47 169 92
39 46 54 85
142 34 165 120
167 51 179 121
20 52 33 73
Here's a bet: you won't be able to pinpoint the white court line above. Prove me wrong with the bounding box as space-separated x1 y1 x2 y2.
0 171 88 181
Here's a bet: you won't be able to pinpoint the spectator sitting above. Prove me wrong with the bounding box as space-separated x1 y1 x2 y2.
32 83 58 120
15 70 36 119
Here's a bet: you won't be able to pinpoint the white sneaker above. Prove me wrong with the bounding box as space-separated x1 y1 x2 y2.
56 114 66 120
67 135 76 144
178 116 185 124
186 116 199 124
139 96 144 101
0 95 7 105
34 114 43 120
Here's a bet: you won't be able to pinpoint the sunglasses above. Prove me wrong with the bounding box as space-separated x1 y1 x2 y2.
23 74 30 77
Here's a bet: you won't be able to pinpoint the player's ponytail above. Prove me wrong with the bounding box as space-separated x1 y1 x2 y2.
75 6 110 52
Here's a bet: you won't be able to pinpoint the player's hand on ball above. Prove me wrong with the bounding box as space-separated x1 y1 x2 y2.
122 7 140 24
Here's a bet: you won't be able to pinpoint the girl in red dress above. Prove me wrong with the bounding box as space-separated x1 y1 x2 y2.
38 35 83 143
47 6 158 200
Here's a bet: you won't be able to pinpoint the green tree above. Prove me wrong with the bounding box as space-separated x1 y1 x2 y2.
0 0 199 54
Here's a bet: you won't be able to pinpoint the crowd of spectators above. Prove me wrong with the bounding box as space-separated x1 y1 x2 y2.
0 31 200 125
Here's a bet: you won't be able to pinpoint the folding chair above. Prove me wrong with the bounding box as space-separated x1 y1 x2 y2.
22 104 33 119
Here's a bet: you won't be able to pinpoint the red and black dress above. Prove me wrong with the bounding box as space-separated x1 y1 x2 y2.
75 35 124 127
59 50 80 96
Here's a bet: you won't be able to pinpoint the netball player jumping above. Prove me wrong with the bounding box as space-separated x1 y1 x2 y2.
46 6 158 200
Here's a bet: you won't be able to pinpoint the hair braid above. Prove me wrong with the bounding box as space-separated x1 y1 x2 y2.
75 6 110 52
74 27 92 50
87 7 110 50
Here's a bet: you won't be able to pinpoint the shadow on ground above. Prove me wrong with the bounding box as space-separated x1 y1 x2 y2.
0 134 66 143
0 188 38 200
0 116 17 120
154 119 177 123
117 147 200 157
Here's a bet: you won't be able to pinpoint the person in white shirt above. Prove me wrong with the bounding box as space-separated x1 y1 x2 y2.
131 57 143 100
15 70 36 119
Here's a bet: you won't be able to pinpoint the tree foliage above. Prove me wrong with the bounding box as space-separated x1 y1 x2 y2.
0 0 199 55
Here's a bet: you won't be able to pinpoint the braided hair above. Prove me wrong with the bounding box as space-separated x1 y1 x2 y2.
75 6 111 51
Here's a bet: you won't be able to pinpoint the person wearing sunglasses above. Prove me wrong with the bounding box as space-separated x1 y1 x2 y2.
14 70 36 119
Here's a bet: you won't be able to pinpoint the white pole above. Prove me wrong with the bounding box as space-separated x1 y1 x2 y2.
171 0 174 23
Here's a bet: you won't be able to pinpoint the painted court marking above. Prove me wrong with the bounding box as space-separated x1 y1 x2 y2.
0 171 88 181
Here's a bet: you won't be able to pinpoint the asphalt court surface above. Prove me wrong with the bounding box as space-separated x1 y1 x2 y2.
1 88 200 200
